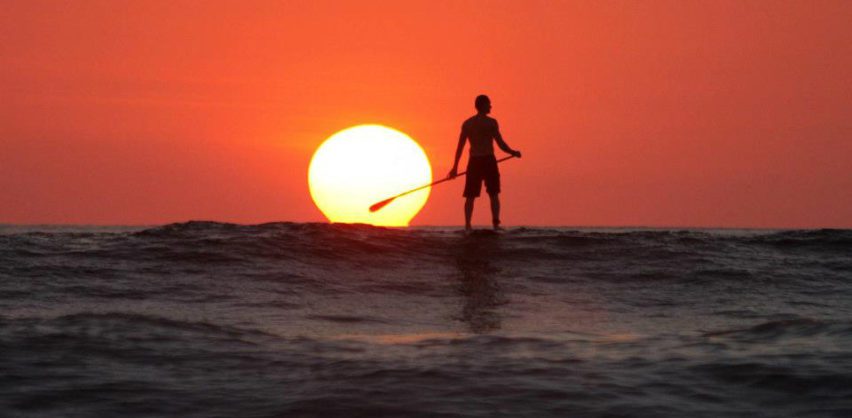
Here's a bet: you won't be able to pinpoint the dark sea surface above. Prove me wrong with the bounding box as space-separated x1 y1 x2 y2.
1 222 851 417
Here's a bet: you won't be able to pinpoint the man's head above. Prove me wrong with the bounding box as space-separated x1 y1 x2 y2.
475 94 491 114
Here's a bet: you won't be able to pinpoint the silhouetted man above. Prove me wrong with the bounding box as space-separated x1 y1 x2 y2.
449 95 521 232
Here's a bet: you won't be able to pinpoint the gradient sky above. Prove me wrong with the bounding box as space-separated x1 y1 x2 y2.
2 0 850 227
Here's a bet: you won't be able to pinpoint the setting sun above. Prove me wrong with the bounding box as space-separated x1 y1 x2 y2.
308 125 432 226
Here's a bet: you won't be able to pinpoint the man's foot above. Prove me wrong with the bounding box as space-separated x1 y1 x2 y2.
492 219 503 231
465 224 473 233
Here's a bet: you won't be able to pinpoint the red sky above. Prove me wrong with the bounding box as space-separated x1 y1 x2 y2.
2 0 850 228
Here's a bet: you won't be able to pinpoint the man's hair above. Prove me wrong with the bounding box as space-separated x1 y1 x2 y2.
475 94 490 111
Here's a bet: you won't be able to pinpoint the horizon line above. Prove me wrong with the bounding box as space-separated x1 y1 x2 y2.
0 221 848 231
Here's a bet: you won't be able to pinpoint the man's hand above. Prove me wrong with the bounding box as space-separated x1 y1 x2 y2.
511 150 522 158
448 167 458 179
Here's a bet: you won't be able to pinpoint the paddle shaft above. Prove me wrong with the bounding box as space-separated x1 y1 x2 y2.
382 155 515 202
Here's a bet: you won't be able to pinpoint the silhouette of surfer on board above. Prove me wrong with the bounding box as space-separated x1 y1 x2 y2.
449 95 521 232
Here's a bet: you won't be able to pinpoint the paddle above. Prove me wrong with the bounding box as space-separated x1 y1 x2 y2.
369 155 516 212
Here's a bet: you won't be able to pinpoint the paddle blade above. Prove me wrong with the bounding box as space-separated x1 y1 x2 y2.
369 198 394 212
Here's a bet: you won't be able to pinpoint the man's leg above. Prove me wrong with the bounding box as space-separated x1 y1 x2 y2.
489 193 501 230
464 197 476 231
464 197 475 231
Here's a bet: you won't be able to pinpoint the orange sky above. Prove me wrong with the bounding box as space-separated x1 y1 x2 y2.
2 0 850 228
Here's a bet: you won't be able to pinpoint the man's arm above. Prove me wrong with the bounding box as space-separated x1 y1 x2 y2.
449 125 467 178
494 122 522 158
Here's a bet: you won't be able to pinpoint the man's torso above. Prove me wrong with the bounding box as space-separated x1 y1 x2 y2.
463 115 498 157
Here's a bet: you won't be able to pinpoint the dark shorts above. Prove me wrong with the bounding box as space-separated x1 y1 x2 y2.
464 155 500 198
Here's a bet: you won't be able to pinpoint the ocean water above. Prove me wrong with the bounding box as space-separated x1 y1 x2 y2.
1 222 850 417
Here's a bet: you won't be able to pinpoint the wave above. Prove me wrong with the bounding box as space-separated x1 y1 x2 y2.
1 221 849 261
0 311 276 346
704 318 852 342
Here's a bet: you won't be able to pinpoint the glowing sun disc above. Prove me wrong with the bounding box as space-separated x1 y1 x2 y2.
308 125 432 226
